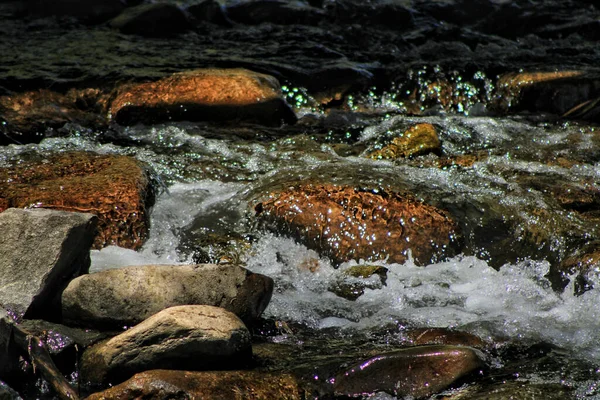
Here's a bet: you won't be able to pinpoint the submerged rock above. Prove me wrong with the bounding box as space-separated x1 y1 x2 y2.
80 305 252 385
62 264 273 329
85 369 304 400
225 0 326 26
448 381 575 399
329 264 388 301
402 328 487 349
557 241 600 295
255 184 462 266
0 208 96 320
0 152 154 250
109 68 297 126
333 345 485 398
368 123 442 159
109 3 191 37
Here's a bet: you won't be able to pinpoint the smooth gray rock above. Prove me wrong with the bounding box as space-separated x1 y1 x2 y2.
62 264 273 329
0 208 97 320
80 305 252 385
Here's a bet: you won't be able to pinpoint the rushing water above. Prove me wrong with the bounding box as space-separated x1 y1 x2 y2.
4 111 600 397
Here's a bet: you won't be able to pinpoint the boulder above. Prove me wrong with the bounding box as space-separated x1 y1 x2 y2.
80 305 252 385
0 152 154 250
109 3 191 37
333 345 485 398
109 68 297 126
85 369 303 400
62 264 273 329
0 208 96 320
255 184 462 266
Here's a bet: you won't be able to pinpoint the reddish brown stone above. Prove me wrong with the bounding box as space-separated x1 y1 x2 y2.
109 68 297 126
333 345 485 398
85 369 304 400
255 184 462 266
0 88 109 144
0 152 153 250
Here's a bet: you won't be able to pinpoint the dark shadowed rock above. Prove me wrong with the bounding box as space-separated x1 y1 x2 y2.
109 3 191 37
402 327 487 349
186 0 232 26
0 380 21 400
85 369 304 400
255 184 462 266
80 305 252 385
0 152 154 250
0 208 96 320
62 264 273 329
494 71 600 119
0 88 109 145
333 345 485 398
109 68 297 126
225 0 326 26
455 381 575 399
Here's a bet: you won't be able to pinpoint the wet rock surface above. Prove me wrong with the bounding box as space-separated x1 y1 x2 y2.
80 305 252 385
62 264 274 329
333 345 485 398
255 184 462 266
85 369 304 400
0 152 154 250
109 68 296 126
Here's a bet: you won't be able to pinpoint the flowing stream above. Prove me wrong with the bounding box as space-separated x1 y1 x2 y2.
12 110 587 397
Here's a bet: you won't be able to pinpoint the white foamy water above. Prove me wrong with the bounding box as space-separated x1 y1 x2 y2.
90 180 600 369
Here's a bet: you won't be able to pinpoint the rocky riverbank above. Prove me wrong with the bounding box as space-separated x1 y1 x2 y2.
1 0 600 398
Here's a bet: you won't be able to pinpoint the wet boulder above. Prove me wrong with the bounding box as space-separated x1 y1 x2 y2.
556 241 600 295
109 68 297 126
109 3 192 37
333 345 485 398
0 208 96 320
368 123 442 159
255 184 462 266
0 88 109 145
85 369 304 400
401 327 487 349
62 264 273 329
80 305 252 385
0 152 154 250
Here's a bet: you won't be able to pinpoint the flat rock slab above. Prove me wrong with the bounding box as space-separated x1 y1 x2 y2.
85 369 303 400
333 345 485 398
255 184 462 266
0 208 96 319
109 68 297 126
62 264 273 329
0 152 154 250
80 305 252 385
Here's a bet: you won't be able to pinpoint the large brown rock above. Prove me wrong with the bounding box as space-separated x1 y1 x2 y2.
0 152 154 250
62 264 273 329
85 369 304 400
255 184 462 266
0 208 96 320
80 305 252 385
368 123 442 160
109 68 297 126
333 345 485 398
